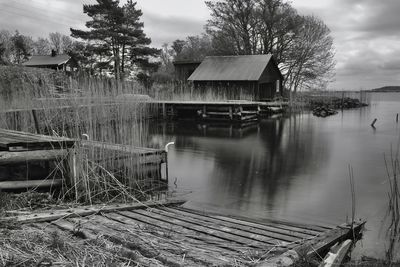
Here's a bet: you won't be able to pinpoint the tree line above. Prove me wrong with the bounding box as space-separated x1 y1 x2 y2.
0 0 335 92
160 0 335 92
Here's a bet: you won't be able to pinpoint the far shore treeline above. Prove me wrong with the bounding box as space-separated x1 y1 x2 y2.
0 0 335 92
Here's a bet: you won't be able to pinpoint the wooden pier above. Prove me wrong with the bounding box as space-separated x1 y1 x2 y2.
0 129 75 190
0 200 365 266
0 129 169 191
155 100 287 122
80 140 168 183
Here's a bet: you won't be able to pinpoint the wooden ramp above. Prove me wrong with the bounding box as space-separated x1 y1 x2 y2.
0 201 365 266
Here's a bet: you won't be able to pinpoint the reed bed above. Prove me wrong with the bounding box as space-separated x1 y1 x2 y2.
152 82 256 101
0 66 166 204
0 65 274 205
383 148 400 263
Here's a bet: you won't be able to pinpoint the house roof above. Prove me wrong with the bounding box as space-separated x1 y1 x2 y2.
188 54 277 81
23 55 71 66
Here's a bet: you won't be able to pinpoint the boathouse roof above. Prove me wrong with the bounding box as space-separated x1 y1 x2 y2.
23 54 71 67
188 54 282 81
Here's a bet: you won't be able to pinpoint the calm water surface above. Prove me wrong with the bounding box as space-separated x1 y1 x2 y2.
151 92 400 260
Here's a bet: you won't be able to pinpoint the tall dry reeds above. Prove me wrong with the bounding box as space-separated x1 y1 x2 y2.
0 66 165 204
383 147 400 263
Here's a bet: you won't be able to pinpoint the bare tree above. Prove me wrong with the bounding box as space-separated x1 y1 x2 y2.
175 34 214 61
61 35 73 53
49 32 62 54
206 0 259 55
284 15 335 91
33 37 51 55
205 0 335 92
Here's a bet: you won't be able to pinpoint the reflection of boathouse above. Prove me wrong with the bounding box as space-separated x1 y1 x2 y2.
188 54 284 101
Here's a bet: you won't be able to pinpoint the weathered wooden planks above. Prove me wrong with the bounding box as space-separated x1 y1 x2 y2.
0 202 365 267
0 199 185 224
0 128 75 151
0 149 67 165
319 239 353 267
0 178 62 190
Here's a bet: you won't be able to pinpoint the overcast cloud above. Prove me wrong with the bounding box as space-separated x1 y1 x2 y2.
0 0 399 90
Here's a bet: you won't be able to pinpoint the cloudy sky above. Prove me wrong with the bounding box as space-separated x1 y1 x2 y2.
0 0 399 90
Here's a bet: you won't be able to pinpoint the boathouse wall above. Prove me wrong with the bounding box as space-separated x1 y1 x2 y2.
188 55 284 101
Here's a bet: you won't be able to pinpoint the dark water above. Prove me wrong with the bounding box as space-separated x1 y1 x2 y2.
151 92 400 260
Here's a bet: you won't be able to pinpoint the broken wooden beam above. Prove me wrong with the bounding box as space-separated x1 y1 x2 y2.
0 179 62 190
256 220 365 267
0 150 67 165
0 199 186 224
318 239 352 267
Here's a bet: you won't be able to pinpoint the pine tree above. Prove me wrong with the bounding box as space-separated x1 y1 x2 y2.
71 0 159 79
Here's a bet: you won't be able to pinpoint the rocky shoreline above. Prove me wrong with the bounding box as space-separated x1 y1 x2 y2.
310 97 368 117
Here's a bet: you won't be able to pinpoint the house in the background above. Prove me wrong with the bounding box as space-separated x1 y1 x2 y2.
173 60 202 82
188 54 283 101
23 50 78 72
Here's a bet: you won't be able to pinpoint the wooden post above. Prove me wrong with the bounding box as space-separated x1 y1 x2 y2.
202 105 207 118
162 103 166 119
396 113 398 123
341 92 344 110
31 110 41 134
371 118 377 128
229 106 233 120
68 148 79 201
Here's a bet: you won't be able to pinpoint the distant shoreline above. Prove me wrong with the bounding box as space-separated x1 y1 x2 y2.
369 86 400 92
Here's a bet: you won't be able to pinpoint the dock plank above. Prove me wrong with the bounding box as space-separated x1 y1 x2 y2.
67 216 203 267
0 129 75 151
82 214 237 265
175 207 328 235
126 209 284 248
149 207 298 244
103 211 252 254
162 207 315 242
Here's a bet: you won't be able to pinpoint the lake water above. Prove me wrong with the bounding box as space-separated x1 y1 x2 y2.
151 92 400 260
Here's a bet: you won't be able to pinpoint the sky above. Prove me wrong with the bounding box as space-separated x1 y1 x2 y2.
0 0 399 90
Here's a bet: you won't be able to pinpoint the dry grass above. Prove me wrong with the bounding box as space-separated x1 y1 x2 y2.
0 225 154 266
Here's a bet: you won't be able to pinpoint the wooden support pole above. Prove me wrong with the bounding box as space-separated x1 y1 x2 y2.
31 110 41 134
68 148 79 201
229 106 233 120
371 118 377 128
162 103 166 119
397 113 398 123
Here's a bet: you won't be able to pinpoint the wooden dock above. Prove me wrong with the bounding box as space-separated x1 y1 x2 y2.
0 200 365 266
80 140 168 183
0 129 75 190
155 100 287 122
0 129 169 191
0 99 288 128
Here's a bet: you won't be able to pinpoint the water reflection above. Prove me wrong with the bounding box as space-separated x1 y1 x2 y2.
150 113 332 220
147 93 400 260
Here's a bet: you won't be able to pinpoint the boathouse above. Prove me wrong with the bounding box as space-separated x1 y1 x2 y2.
23 50 78 72
188 54 283 101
